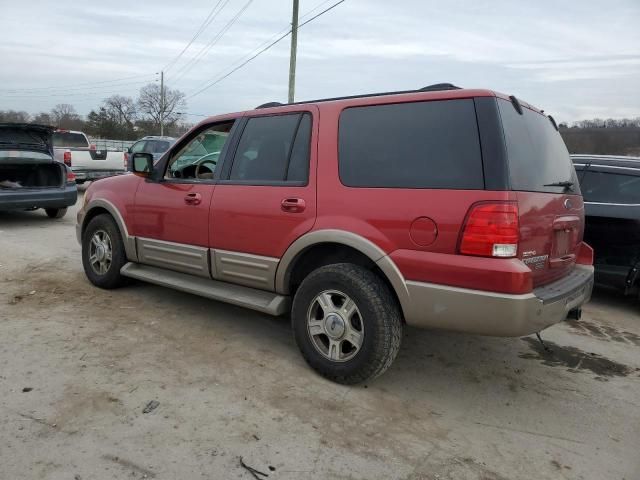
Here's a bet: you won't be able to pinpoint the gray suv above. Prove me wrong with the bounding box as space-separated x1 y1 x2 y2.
126 136 176 170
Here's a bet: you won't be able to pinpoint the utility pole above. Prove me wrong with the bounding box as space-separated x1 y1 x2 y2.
288 0 299 103
160 70 165 136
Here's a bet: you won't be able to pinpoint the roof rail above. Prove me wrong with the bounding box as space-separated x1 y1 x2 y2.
262 83 466 108
419 83 461 92
256 102 284 109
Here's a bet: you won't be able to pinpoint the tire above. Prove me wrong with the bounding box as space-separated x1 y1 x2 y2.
45 207 67 219
81 214 128 289
292 263 403 384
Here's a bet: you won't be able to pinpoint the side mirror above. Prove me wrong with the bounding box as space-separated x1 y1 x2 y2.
131 152 154 175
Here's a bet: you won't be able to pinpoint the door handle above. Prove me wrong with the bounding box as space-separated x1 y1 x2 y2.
184 192 202 205
281 198 306 213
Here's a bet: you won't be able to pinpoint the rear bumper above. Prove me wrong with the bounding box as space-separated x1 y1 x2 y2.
72 169 126 182
0 185 77 210
403 264 594 336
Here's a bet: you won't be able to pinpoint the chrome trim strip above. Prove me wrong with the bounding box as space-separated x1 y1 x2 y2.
585 201 640 206
588 164 640 172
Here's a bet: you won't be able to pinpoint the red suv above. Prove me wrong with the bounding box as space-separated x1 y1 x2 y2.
77 84 594 384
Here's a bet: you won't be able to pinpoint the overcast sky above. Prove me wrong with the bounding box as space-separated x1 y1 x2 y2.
1 0 638 123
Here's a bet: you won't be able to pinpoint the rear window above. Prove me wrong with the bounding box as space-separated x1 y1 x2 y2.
580 170 640 204
145 140 172 154
498 99 579 194
339 99 483 189
52 132 88 148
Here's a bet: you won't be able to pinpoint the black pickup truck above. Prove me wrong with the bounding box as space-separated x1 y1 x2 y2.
0 124 77 218
572 154 640 296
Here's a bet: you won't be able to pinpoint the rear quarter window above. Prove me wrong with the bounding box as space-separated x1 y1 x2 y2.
338 99 484 189
498 99 579 194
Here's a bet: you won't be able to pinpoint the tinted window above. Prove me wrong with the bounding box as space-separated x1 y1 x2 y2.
52 132 89 148
166 122 234 179
580 170 640 204
338 99 483 189
498 99 579 194
145 140 171 154
130 141 146 153
230 113 311 183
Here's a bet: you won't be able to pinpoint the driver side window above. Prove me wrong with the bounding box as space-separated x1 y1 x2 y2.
165 121 235 181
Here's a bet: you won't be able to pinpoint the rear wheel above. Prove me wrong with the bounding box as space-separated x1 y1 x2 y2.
82 214 128 289
45 207 67 219
292 263 402 384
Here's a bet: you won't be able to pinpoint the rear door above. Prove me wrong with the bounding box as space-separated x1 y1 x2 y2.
210 109 317 290
497 98 584 286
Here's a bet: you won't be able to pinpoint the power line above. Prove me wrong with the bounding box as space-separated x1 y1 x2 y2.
163 0 226 73
0 73 156 93
0 79 156 97
170 0 252 85
187 0 345 99
0 82 154 99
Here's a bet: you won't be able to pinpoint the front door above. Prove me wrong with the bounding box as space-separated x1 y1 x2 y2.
210 109 318 290
132 120 236 277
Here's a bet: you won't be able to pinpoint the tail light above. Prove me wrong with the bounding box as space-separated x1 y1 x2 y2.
124 152 129 169
63 150 72 167
459 202 519 258
89 144 96 150
66 170 76 183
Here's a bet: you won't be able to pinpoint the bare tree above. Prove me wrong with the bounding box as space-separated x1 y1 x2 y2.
51 103 81 129
32 112 53 125
0 110 31 123
137 83 186 132
104 95 137 129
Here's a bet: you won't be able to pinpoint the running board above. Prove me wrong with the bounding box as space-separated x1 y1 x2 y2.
120 262 290 316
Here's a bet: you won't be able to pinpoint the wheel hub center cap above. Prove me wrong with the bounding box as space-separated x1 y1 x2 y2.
324 313 345 339
95 244 106 261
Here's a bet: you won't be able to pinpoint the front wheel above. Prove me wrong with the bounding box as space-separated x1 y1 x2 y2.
292 263 403 384
81 214 128 289
45 207 67 219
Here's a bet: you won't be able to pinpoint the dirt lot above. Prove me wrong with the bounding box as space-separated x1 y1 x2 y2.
1 193 639 480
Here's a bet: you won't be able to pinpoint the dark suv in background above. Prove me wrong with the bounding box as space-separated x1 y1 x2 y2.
572 155 640 296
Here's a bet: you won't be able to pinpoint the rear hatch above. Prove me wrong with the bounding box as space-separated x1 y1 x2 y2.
0 123 54 157
0 124 64 189
497 98 584 287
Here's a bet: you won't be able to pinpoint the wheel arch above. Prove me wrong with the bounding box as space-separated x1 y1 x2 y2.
82 199 137 261
275 230 410 318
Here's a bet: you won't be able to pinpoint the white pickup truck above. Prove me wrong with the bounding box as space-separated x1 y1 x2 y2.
53 130 126 184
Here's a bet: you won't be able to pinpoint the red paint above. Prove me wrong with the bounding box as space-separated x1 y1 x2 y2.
85 87 591 296
409 217 438 247
133 180 214 246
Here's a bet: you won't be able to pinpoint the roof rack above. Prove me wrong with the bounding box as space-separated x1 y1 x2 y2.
255 83 463 109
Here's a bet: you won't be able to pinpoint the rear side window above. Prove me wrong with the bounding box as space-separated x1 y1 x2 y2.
230 113 311 183
498 99 579 194
580 170 640 204
338 99 483 189
145 140 171 154
52 132 88 148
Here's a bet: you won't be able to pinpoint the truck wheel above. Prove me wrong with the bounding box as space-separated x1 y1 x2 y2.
292 263 403 384
82 214 128 289
45 207 67 219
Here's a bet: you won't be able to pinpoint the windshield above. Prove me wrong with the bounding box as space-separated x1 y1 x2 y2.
498 98 580 194
53 132 88 148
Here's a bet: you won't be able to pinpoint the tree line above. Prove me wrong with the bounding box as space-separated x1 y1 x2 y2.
559 117 640 156
0 83 192 139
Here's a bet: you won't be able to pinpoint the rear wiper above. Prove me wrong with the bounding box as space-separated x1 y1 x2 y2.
544 180 574 190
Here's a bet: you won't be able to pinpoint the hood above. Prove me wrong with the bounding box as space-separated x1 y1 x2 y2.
0 123 55 157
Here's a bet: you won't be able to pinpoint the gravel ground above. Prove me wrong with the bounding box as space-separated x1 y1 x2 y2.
1 192 639 480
